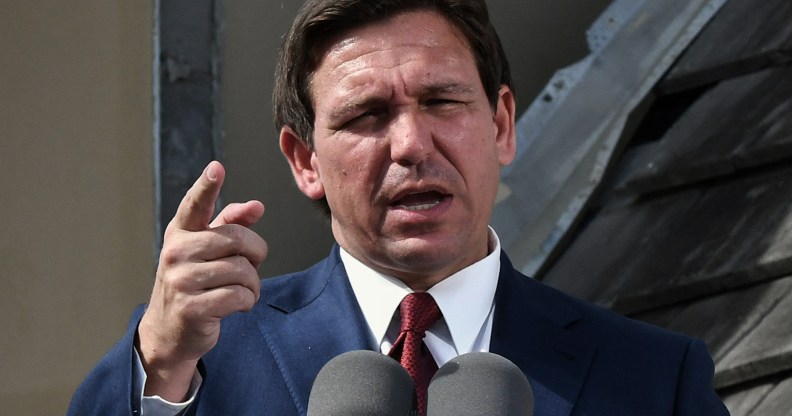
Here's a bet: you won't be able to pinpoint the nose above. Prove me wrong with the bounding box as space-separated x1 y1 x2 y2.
389 111 434 166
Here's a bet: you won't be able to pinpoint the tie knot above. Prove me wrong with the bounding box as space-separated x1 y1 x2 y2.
399 292 442 335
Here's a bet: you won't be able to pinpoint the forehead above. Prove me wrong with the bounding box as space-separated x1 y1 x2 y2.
309 10 479 99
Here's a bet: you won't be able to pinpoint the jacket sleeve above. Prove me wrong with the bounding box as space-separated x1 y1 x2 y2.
674 338 730 415
67 305 147 416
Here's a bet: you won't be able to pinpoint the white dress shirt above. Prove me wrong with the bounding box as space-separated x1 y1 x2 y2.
343 229 500 365
137 229 502 415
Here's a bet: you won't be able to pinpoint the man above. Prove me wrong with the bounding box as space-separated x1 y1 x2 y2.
69 0 729 415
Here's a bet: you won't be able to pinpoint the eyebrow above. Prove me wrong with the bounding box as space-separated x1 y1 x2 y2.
327 80 478 124
419 81 477 96
328 96 390 125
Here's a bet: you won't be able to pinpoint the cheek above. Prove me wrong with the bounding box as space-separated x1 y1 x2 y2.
443 122 499 165
452 132 503 195
318 139 384 195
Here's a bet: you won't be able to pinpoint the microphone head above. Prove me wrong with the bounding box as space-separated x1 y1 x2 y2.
427 352 534 416
307 350 416 416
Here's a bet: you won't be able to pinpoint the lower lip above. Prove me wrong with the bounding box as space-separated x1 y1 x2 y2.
388 196 453 221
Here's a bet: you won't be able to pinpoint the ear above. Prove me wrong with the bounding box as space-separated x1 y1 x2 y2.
279 126 326 200
493 85 517 166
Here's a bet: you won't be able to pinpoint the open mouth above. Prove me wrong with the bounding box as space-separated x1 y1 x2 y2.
392 191 448 211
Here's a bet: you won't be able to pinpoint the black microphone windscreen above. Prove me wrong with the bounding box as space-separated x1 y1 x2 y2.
307 350 417 416
427 352 534 416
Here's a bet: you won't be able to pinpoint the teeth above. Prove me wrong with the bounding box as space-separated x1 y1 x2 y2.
400 200 441 211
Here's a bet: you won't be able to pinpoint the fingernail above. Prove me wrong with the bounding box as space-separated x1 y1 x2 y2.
205 163 217 180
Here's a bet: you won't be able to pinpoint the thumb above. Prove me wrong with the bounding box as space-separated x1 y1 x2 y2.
171 161 225 232
210 201 265 228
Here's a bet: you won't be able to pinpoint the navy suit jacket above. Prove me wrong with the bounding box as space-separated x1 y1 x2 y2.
69 247 728 415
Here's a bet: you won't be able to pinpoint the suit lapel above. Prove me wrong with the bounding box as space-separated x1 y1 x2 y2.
253 249 597 416
490 252 597 416
256 248 372 416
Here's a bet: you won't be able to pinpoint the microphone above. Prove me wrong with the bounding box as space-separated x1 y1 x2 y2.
427 352 534 415
307 350 418 416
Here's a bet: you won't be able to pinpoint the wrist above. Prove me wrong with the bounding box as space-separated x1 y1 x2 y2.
136 321 199 402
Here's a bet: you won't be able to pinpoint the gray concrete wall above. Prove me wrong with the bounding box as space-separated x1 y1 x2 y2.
221 0 333 278
0 1 154 414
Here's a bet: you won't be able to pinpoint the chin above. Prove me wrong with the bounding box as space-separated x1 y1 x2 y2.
382 238 462 270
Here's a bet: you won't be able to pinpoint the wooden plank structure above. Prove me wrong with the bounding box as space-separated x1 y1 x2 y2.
534 0 792 412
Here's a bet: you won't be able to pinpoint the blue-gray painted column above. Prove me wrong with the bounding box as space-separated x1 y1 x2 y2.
153 0 223 252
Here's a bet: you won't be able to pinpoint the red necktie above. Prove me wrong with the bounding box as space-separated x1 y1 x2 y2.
388 293 442 416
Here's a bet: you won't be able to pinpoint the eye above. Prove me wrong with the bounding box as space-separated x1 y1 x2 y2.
341 107 388 130
424 95 471 110
422 97 466 115
425 98 458 106
358 108 386 119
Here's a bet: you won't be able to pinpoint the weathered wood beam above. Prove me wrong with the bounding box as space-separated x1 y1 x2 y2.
492 0 727 277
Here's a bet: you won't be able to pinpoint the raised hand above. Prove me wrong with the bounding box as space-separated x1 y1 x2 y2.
137 161 268 401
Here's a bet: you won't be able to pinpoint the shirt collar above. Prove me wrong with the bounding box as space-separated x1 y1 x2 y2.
343 228 501 354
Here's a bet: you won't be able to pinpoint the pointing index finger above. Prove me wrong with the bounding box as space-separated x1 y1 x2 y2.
173 161 225 232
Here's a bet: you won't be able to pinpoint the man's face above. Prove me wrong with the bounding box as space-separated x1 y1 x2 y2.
282 10 515 290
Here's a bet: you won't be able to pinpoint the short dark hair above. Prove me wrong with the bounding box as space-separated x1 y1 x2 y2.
272 0 512 148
